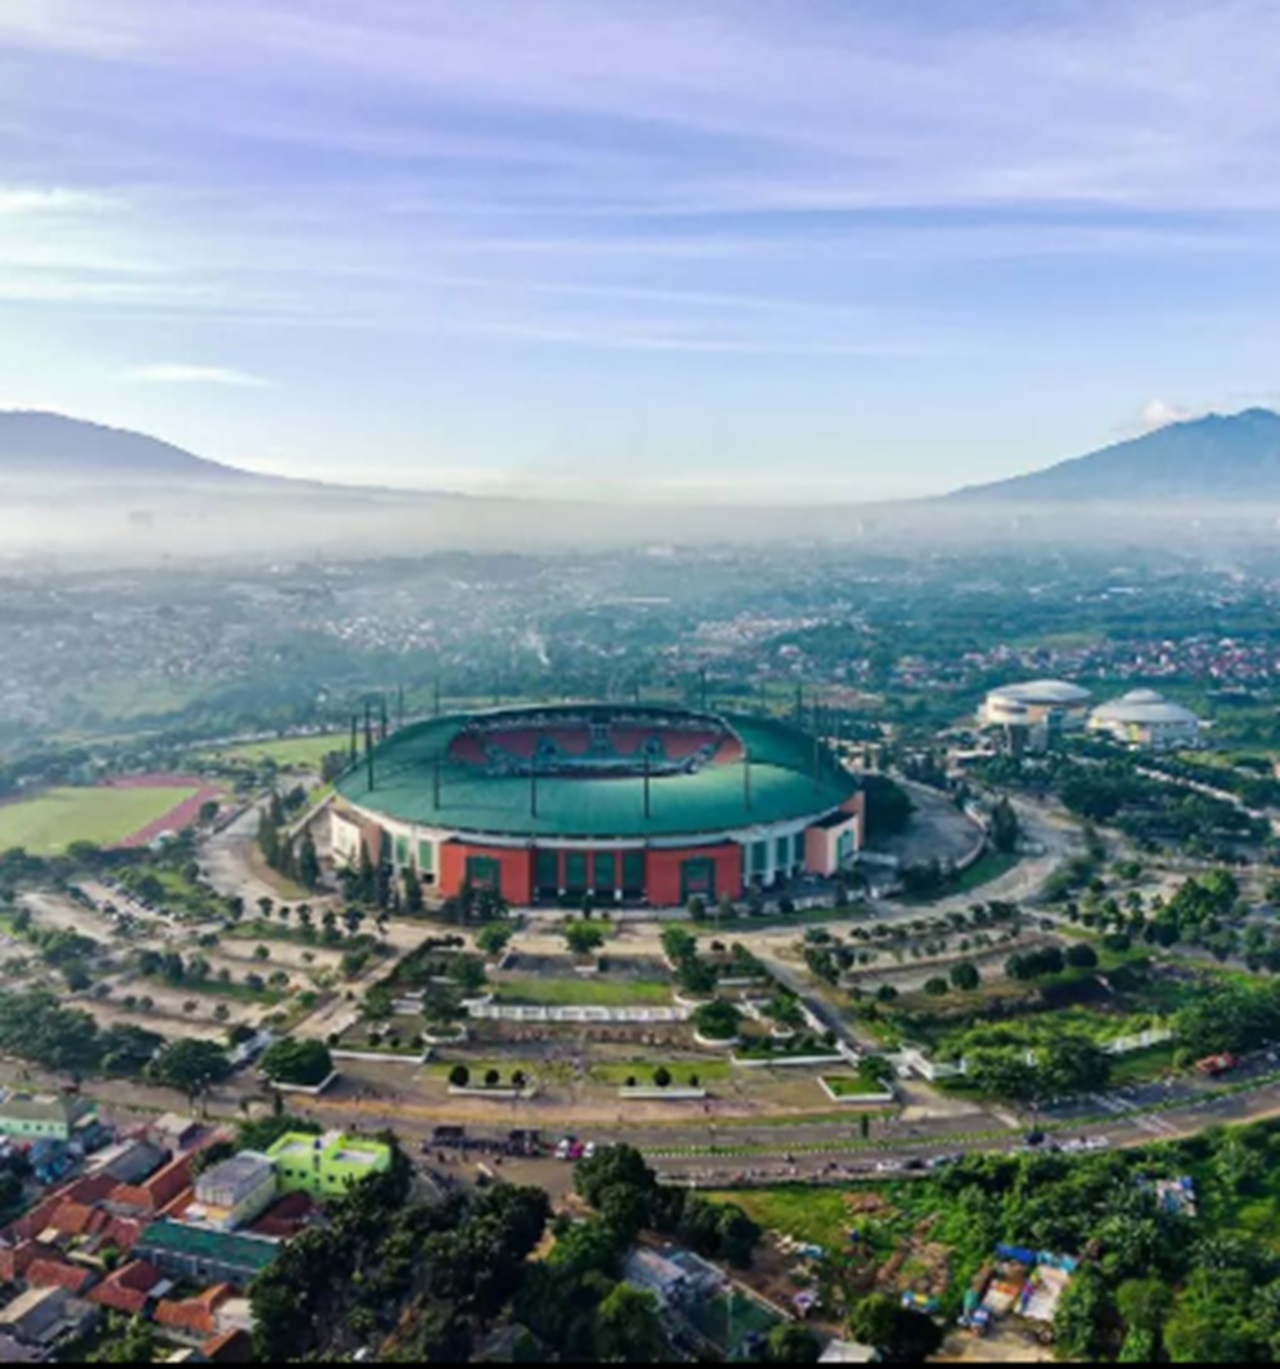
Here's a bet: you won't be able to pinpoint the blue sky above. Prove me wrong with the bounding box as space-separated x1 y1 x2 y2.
3 0 1280 502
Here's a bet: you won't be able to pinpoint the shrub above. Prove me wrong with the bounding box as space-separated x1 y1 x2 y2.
449 1064 470 1088
653 1066 672 1088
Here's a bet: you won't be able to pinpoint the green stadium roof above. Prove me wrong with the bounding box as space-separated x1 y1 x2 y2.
334 705 858 840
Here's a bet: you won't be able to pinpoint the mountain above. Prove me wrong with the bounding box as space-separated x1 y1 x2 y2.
950 407 1280 503
0 411 262 485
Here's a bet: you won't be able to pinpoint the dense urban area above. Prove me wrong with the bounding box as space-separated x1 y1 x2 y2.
0 542 1279 1361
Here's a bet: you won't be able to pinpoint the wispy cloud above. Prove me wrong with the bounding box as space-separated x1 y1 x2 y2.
120 364 270 387
0 186 119 216
6 1 1280 491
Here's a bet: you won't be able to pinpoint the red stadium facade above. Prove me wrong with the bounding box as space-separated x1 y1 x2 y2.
331 705 865 908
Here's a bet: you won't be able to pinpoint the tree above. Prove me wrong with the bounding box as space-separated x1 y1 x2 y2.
923 977 949 997
574 1144 657 1210
563 921 605 958
1116 1278 1173 1338
1054 1264 1110 1362
596 1285 669 1363
653 1066 672 1088
848 1293 900 1351
147 1039 232 1100
990 796 1020 854
298 832 321 891
89 1314 158 1364
1065 943 1099 970
484 1068 501 1088
476 923 513 959
260 1039 334 1088
449 1064 471 1088
402 863 424 915
950 961 980 992
692 1000 742 1040
765 1324 821 1363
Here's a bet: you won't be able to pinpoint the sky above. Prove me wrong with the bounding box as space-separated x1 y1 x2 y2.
3 0 1280 504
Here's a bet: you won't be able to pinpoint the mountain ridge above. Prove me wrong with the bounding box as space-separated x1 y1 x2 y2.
949 407 1280 503
0 410 264 484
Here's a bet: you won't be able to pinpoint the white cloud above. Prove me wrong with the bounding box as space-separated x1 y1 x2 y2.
120 363 270 387
1139 398 1195 431
0 187 119 217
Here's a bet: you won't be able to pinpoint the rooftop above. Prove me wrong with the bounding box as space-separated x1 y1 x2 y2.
265 1131 391 1168
196 1153 274 1192
137 1220 279 1274
336 706 858 839
987 679 1092 706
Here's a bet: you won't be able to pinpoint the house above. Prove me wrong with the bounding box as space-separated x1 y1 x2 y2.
0 1332 45 1363
265 1131 391 1200
86 1138 168 1187
246 1190 317 1240
106 1155 194 1218
136 1220 279 1288
624 1246 694 1308
25 1258 95 1296
88 1260 170 1318
0 1286 99 1352
147 1115 203 1154
0 1093 97 1144
202 1328 255 1363
191 1153 277 1232
155 1285 233 1339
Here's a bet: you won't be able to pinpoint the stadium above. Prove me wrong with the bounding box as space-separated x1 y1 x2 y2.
330 704 864 907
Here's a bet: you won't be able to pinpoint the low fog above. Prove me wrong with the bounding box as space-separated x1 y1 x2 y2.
2 476 1280 570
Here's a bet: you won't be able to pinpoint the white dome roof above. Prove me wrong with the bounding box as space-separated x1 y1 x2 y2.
1091 690 1199 725
988 679 1092 706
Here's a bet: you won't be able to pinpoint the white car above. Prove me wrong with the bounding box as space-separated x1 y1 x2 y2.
583 1141 597 1160
554 1139 572 1161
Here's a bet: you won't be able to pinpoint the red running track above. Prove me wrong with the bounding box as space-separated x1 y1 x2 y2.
106 774 225 850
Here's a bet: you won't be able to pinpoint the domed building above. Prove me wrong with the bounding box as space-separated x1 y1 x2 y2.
978 680 1093 731
1087 689 1202 751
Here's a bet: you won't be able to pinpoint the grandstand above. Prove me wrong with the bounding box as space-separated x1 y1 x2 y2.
330 704 863 908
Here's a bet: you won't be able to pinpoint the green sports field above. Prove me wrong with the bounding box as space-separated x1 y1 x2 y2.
209 733 349 769
0 785 198 855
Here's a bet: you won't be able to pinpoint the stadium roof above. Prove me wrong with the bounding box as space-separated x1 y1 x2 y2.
987 680 1092 706
1091 690 1199 725
335 706 858 840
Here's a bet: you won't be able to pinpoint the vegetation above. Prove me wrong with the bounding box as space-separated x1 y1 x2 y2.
693 999 743 1040
260 1038 335 1087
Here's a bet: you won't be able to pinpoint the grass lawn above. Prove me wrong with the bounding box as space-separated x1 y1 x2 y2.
705 1185 856 1252
208 733 349 769
0 785 198 855
491 977 673 1007
822 1073 891 1097
1109 1042 1179 1085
